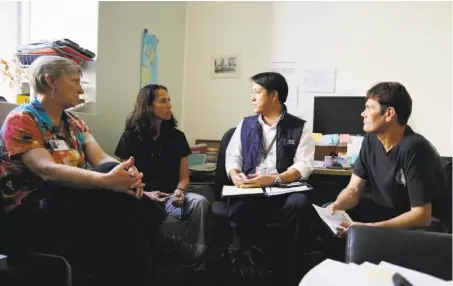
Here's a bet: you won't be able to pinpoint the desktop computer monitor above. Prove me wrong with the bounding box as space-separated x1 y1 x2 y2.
313 96 366 135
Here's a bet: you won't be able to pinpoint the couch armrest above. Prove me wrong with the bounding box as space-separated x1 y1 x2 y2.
5 252 72 286
346 225 452 280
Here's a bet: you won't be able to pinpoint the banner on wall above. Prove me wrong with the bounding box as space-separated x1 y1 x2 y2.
140 29 159 88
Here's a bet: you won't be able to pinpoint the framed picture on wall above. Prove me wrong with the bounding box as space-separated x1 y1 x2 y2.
211 53 241 79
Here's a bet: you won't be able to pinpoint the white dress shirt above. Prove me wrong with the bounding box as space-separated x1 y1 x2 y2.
225 114 315 180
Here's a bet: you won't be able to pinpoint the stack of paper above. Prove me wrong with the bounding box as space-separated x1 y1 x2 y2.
189 162 216 172
265 183 311 196
312 204 352 234
190 143 207 154
222 185 264 197
299 259 450 286
222 183 312 198
188 153 206 167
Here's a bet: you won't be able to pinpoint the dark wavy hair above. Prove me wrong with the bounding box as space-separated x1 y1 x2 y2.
366 82 412 126
125 84 178 137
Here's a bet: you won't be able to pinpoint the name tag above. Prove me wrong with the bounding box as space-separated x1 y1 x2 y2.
283 138 295 145
48 140 70 151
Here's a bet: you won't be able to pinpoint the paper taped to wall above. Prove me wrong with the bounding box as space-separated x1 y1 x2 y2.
302 68 336 93
270 60 296 75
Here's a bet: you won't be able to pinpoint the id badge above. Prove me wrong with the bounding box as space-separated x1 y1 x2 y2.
256 163 269 175
48 140 70 151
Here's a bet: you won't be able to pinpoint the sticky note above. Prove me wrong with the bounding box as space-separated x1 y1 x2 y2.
330 134 340 145
321 134 339 145
340 134 350 144
312 133 323 142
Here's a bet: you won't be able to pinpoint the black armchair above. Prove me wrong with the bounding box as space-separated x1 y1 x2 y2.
346 225 452 281
209 127 282 249
211 127 236 215
0 201 72 286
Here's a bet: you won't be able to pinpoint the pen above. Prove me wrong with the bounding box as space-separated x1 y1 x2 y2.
164 193 177 200
392 273 414 286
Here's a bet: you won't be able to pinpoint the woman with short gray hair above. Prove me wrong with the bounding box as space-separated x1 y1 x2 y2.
0 55 166 286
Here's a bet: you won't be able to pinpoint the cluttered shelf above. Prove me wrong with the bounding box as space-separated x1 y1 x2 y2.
0 38 96 107
188 140 220 185
313 167 352 176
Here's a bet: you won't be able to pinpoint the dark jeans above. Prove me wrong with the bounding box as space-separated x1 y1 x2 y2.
228 192 313 285
3 162 167 286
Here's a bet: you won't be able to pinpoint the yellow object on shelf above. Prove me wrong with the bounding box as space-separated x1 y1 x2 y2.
16 94 30 104
312 133 323 142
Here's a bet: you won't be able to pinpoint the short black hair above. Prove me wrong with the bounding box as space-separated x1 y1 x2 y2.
366 82 412 126
251 72 288 104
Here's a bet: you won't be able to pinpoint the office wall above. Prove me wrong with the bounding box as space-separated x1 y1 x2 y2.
182 1 451 156
273 1 452 156
87 1 186 154
181 2 274 144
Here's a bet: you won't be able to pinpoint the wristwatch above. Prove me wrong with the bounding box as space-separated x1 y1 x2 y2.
274 175 282 185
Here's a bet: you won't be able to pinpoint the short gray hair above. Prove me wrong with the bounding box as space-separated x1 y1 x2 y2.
28 55 82 94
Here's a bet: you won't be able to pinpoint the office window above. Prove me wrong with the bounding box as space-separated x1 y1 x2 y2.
28 1 98 54
0 1 98 108
0 2 20 103
28 1 98 109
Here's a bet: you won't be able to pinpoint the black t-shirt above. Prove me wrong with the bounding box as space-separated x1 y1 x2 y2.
114 124 191 193
353 126 444 215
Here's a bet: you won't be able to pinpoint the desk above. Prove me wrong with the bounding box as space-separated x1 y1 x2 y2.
189 171 216 202
313 167 353 176
310 145 354 202
314 144 348 161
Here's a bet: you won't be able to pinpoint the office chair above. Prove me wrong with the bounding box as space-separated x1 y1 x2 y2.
346 225 452 280
212 127 236 208
0 192 73 286
210 127 281 249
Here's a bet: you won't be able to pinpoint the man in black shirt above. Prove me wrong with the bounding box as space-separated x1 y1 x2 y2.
328 82 445 234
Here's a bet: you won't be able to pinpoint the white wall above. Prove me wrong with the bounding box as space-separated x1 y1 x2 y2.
1 2 450 157
182 2 274 144
182 1 452 156
271 1 452 156
87 1 186 154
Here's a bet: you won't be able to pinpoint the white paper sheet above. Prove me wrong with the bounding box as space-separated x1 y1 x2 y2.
312 204 352 234
299 259 450 286
270 61 296 75
222 185 263 197
271 60 298 108
265 185 311 196
302 68 336 93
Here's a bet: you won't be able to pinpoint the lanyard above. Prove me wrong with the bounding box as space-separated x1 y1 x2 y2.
261 133 277 163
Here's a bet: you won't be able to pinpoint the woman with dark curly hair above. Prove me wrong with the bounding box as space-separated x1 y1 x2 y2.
115 84 210 268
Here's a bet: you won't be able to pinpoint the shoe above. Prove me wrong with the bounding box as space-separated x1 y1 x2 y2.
158 233 208 267
192 262 207 272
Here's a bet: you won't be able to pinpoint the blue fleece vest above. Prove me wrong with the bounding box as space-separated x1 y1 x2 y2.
240 106 306 175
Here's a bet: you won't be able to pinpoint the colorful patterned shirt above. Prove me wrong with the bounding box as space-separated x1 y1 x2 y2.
0 98 90 212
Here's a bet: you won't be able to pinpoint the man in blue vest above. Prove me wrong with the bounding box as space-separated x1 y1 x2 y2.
225 72 315 285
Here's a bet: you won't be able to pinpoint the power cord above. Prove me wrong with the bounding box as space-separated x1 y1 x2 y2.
329 136 341 158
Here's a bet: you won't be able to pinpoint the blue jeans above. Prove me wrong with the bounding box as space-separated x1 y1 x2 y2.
165 192 210 245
